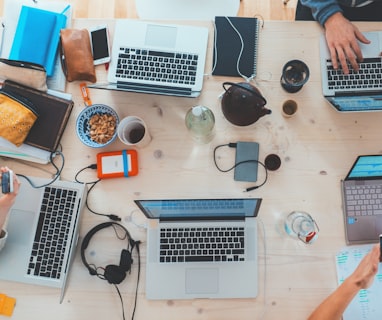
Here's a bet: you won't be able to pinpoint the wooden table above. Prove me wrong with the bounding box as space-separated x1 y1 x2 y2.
1 19 382 320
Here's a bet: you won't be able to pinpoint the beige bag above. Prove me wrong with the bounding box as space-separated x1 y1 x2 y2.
0 58 47 91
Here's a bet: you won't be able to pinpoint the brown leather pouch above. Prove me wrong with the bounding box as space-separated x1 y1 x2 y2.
0 91 38 146
59 29 96 83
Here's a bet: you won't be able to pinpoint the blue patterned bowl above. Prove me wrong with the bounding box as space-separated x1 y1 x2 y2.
76 104 119 148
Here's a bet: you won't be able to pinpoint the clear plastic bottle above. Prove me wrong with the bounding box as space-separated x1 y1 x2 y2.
185 105 215 144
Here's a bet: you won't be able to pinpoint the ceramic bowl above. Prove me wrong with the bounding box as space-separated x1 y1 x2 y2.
76 104 119 148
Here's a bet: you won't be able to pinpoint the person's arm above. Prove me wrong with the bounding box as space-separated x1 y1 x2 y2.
300 0 342 26
324 12 370 74
308 244 380 320
300 0 370 73
0 167 20 251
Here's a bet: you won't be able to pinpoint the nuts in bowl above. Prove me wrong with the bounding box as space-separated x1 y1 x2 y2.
76 104 119 148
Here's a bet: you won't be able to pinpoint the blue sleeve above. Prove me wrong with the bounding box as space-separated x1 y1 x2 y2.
300 0 343 26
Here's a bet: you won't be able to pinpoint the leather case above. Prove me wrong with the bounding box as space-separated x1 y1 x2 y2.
2 80 74 152
59 29 96 83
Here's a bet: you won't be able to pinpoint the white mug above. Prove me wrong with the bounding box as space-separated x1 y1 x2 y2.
117 116 151 148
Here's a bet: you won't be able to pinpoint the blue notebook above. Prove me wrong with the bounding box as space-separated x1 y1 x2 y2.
9 6 67 77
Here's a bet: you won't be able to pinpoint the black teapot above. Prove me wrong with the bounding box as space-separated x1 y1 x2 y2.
221 82 271 126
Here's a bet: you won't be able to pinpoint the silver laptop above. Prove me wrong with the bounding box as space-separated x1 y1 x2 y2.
134 198 261 300
100 19 208 97
319 31 382 112
0 176 87 302
341 155 382 244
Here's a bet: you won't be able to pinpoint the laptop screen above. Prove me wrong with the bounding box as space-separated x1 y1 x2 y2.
134 198 262 220
346 155 382 179
327 95 382 112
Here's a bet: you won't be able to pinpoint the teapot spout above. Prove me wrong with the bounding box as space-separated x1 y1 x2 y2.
261 108 272 117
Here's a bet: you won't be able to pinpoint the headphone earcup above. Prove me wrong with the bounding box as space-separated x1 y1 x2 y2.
104 264 126 284
120 249 133 272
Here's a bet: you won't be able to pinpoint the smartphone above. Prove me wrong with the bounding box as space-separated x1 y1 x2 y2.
234 141 259 182
89 25 111 65
1 170 14 194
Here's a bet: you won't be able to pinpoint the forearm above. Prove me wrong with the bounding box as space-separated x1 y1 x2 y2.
308 278 362 320
0 209 8 230
300 0 342 25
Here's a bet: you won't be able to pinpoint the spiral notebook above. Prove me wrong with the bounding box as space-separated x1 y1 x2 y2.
212 16 260 78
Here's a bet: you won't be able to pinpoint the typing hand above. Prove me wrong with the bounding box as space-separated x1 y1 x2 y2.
324 12 370 74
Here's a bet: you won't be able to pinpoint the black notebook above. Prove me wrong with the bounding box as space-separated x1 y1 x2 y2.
2 80 73 152
212 16 260 78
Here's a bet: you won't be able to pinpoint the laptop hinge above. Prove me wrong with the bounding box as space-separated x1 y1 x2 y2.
116 81 197 97
334 90 382 97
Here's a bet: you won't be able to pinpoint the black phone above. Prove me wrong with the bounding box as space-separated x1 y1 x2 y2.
89 25 111 65
1 170 13 194
234 141 259 182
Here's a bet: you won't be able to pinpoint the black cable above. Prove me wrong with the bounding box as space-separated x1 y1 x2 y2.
75 164 121 221
16 149 65 188
213 143 268 192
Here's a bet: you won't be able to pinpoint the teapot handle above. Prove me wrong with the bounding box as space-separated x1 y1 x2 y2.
222 82 267 106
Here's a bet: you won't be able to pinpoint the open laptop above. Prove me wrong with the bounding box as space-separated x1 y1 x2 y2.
341 155 382 244
319 31 382 112
93 19 209 97
0 175 87 302
134 198 262 300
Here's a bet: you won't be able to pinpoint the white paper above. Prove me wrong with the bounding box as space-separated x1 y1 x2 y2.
336 245 382 320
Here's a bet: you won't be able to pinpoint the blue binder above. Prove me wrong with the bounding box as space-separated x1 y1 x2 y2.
9 6 67 77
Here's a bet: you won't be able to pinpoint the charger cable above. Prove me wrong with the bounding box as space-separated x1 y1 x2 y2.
75 164 121 221
213 143 268 192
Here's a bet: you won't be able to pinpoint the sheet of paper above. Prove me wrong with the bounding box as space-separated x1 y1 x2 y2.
336 245 382 320
1 0 72 92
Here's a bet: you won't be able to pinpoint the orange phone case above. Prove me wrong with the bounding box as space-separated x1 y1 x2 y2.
97 150 138 179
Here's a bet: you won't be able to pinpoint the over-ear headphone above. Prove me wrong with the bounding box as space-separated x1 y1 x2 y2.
80 222 137 285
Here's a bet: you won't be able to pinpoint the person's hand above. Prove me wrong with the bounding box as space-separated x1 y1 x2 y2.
324 12 370 74
348 244 380 290
0 167 20 209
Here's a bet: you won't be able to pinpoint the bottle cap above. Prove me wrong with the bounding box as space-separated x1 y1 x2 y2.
192 106 203 117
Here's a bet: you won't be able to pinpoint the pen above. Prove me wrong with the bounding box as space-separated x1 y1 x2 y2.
0 22 4 57
379 234 382 262
61 4 71 15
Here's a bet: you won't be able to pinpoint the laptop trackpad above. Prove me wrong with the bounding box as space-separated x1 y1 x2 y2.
8 209 35 245
185 268 219 294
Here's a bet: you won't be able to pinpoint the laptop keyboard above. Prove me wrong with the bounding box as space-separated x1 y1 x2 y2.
27 186 77 279
159 226 245 263
345 184 382 216
115 47 199 85
326 57 382 91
